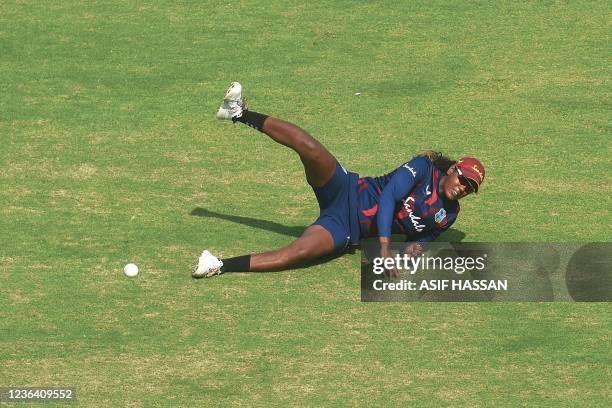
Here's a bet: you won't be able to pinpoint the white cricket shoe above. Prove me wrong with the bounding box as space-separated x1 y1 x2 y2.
216 81 246 120
192 250 224 278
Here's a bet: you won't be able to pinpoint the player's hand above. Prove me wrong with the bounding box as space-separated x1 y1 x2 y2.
405 242 423 257
380 246 399 278
385 264 400 279
379 236 400 278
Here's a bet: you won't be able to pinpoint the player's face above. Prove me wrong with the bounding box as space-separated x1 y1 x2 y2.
443 168 475 200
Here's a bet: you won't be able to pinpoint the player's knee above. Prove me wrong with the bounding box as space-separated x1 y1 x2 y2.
295 132 320 154
293 246 312 262
280 245 311 266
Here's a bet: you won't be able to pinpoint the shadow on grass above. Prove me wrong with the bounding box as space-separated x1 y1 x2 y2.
190 207 305 238
190 206 466 245
434 229 467 243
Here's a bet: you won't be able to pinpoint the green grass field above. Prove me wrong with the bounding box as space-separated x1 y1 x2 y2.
1 0 610 406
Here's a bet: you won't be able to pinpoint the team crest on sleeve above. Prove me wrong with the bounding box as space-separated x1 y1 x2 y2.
434 208 447 224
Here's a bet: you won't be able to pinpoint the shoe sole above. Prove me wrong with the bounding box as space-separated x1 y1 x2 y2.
192 260 223 278
192 269 222 279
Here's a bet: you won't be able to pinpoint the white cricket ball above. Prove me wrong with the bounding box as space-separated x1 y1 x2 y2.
124 263 139 278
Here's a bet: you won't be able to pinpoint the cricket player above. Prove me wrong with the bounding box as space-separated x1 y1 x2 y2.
193 83 485 277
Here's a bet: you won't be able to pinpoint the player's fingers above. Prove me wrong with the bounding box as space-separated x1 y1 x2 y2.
386 267 399 279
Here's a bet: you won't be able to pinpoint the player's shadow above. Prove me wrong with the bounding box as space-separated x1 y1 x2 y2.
190 207 305 238
428 229 466 243
190 207 466 243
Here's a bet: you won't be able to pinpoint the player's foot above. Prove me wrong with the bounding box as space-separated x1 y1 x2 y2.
192 250 224 278
216 82 246 120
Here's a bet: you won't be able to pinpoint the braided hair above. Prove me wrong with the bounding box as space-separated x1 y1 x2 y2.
417 150 456 173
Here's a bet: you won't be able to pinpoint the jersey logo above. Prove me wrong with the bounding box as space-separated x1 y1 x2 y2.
425 184 431 196
402 197 426 232
402 164 417 177
435 208 447 224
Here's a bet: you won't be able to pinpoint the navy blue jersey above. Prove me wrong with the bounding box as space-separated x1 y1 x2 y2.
352 157 459 243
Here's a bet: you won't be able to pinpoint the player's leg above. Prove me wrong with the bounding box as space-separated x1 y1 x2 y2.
192 225 335 277
248 224 335 271
194 82 347 277
217 82 337 187
257 117 337 188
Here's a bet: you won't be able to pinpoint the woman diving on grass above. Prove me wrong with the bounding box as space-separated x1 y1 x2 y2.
193 82 485 278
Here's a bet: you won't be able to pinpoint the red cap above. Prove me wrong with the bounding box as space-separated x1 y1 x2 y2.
455 157 485 193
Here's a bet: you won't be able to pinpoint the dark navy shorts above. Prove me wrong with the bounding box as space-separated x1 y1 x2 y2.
311 162 355 253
